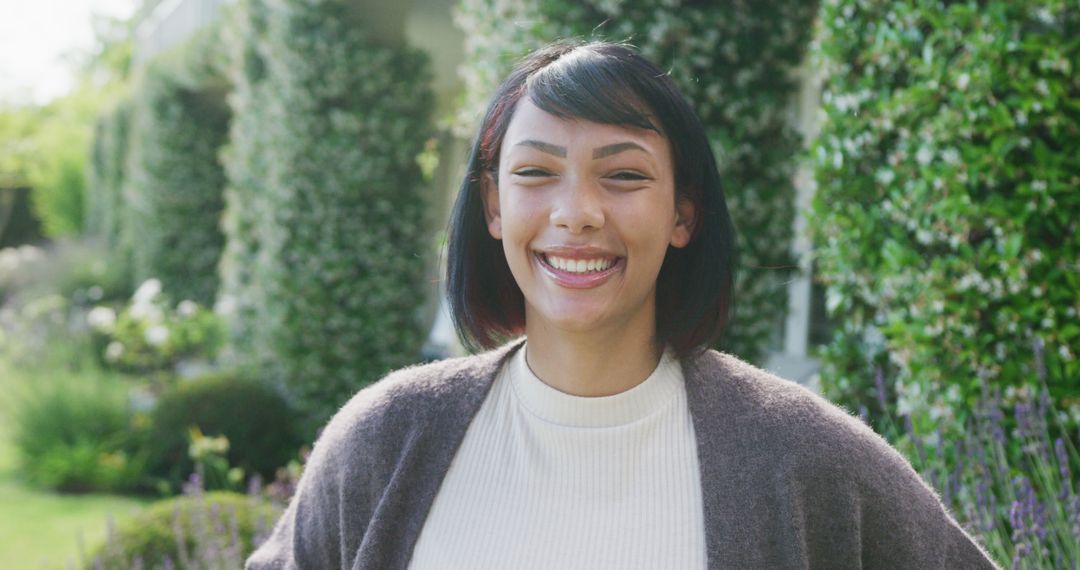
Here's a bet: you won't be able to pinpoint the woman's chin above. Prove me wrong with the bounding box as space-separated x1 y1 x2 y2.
528 304 618 335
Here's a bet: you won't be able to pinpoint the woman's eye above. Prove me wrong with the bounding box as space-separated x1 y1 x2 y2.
608 171 650 181
513 168 552 177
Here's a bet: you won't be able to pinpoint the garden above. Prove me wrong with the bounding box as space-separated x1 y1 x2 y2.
1 0 1077 568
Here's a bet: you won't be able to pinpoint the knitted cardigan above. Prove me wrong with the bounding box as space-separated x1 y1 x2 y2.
246 341 1000 569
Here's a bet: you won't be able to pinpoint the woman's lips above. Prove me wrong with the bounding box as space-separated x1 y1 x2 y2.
534 252 624 289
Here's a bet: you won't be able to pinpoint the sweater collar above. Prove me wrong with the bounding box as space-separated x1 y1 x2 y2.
507 342 682 428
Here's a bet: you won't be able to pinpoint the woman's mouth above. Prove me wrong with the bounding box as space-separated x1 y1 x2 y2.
534 252 624 288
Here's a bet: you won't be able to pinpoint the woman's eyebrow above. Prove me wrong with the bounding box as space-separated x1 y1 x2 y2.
515 140 567 157
592 141 648 159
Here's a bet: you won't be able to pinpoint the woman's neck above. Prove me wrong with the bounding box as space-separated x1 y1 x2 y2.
523 322 664 397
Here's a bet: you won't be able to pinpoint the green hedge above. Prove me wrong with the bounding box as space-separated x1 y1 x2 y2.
455 0 820 363
87 96 133 255
221 0 435 435
123 28 230 307
810 0 1080 431
217 0 273 371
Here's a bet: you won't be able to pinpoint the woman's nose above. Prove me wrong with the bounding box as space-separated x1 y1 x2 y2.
550 179 604 233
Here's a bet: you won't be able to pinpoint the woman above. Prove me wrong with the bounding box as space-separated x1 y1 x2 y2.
247 41 998 569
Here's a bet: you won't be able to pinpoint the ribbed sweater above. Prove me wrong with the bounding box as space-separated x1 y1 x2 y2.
246 340 1000 569
408 344 706 569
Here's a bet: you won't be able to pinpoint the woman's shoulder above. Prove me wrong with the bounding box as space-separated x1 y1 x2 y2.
312 341 520 459
686 351 997 567
684 349 905 470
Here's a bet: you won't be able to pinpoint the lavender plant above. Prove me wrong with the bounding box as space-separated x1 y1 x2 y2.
871 339 1080 568
82 484 280 570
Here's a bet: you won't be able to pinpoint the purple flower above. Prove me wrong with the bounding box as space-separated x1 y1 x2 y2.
1032 337 1047 383
1015 403 1033 440
1055 438 1073 499
1010 541 1029 570
874 365 888 412
1010 500 1026 541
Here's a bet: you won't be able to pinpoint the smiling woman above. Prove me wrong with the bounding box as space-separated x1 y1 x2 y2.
246 41 1000 570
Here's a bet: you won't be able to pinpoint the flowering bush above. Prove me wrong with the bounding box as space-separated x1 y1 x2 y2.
455 0 820 363
810 0 1080 430
88 278 225 375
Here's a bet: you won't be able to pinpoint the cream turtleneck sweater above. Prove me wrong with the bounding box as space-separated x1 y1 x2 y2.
407 344 707 569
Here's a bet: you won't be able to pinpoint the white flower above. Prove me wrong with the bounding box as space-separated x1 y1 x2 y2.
214 295 237 317
133 278 162 305
130 302 164 324
916 146 933 166
876 169 896 185
177 300 198 318
105 341 125 362
145 325 170 347
1031 180 1047 192
1059 345 1072 361
87 286 104 302
956 73 970 91
87 306 117 333
942 148 960 165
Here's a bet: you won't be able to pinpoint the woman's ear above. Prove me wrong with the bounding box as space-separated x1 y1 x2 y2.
670 196 695 248
481 171 502 240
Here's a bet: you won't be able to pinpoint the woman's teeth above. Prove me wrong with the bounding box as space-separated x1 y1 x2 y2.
543 255 615 273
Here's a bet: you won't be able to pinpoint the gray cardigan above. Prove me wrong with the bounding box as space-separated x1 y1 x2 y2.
246 341 1000 569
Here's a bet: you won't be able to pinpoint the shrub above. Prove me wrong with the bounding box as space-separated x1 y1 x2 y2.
220 0 435 434
455 0 821 363
89 278 226 375
9 370 151 493
85 491 280 570
810 0 1080 430
145 370 300 493
123 27 230 308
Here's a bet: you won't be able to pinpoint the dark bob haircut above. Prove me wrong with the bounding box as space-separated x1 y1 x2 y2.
446 40 737 357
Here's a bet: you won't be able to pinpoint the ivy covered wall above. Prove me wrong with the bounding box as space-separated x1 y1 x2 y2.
221 0 436 434
123 30 230 307
811 0 1080 431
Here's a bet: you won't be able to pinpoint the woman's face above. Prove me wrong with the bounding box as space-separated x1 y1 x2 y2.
482 99 694 340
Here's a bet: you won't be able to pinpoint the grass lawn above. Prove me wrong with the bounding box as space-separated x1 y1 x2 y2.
0 357 151 570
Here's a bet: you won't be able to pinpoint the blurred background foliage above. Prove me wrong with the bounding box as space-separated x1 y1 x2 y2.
812 0 1080 439
0 0 1077 568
